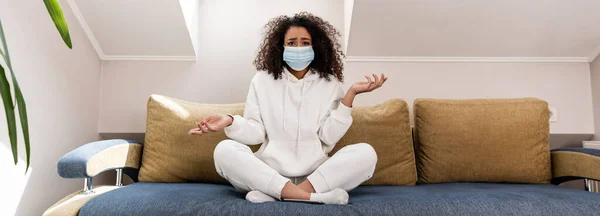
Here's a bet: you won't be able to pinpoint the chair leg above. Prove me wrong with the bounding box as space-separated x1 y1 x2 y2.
116 169 123 187
584 179 592 192
82 177 94 194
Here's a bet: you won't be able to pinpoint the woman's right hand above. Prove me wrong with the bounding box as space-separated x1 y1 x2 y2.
188 113 233 135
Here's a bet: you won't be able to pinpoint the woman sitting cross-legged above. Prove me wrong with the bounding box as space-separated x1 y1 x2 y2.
189 12 387 205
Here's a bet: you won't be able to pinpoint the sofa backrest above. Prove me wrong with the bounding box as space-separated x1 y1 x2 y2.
413 98 552 184
139 95 550 185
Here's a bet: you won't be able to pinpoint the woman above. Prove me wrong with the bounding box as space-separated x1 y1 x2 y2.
189 12 387 205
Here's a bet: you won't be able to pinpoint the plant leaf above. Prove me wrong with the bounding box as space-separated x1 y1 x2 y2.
0 19 13 79
0 65 17 164
0 20 16 107
0 19 30 172
15 87 30 172
44 0 72 49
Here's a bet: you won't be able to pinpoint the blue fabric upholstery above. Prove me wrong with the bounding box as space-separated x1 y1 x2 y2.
552 147 600 157
80 183 600 216
57 139 141 178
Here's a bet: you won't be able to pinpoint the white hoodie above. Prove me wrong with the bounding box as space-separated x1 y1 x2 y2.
224 69 353 177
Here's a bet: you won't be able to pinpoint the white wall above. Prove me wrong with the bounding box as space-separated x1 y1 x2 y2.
97 0 595 135
591 55 600 140
347 0 600 58
178 0 200 56
74 0 195 56
100 60 594 134
343 0 354 52
0 1 103 215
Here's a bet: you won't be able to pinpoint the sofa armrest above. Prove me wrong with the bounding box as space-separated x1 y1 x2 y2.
57 139 143 182
550 147 600 185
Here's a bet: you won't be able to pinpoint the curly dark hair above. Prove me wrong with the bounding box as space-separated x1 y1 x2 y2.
253 12 345 82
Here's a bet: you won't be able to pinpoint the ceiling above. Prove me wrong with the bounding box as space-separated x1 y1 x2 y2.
67 0 600 62
348 0 600 61
71 0 195 59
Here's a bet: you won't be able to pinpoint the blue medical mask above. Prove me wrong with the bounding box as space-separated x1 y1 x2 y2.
283 46 314 71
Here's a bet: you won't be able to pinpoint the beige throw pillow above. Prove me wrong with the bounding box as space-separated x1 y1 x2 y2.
138 95 253 183
413 98 552 184
335 99 417 186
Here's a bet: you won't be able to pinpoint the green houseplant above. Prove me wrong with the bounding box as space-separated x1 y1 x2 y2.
0 0 72 172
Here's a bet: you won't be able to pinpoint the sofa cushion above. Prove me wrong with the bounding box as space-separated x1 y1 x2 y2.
80 182 600 216
414 98 551 184
138 94 253 183
335 99 416 185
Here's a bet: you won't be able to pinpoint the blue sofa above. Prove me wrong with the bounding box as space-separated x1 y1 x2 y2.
44 97 600 216
49 139 600 216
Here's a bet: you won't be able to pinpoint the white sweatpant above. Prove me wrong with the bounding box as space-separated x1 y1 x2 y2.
213 140 377 199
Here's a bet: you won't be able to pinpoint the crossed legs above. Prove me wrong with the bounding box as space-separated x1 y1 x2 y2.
213 140 377 204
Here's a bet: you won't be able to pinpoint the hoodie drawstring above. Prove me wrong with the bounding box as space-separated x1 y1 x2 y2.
296 80 313 159
282 75 290 132
296 80 305 159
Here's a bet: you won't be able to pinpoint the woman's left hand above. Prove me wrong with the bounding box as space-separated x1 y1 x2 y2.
350 73 387 95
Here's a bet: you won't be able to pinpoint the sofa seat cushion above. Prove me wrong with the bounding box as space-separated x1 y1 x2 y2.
80 182 600 216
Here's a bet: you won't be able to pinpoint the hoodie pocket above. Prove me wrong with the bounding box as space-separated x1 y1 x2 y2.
299 139 327 162
260 140 296 162
262 140 326 164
